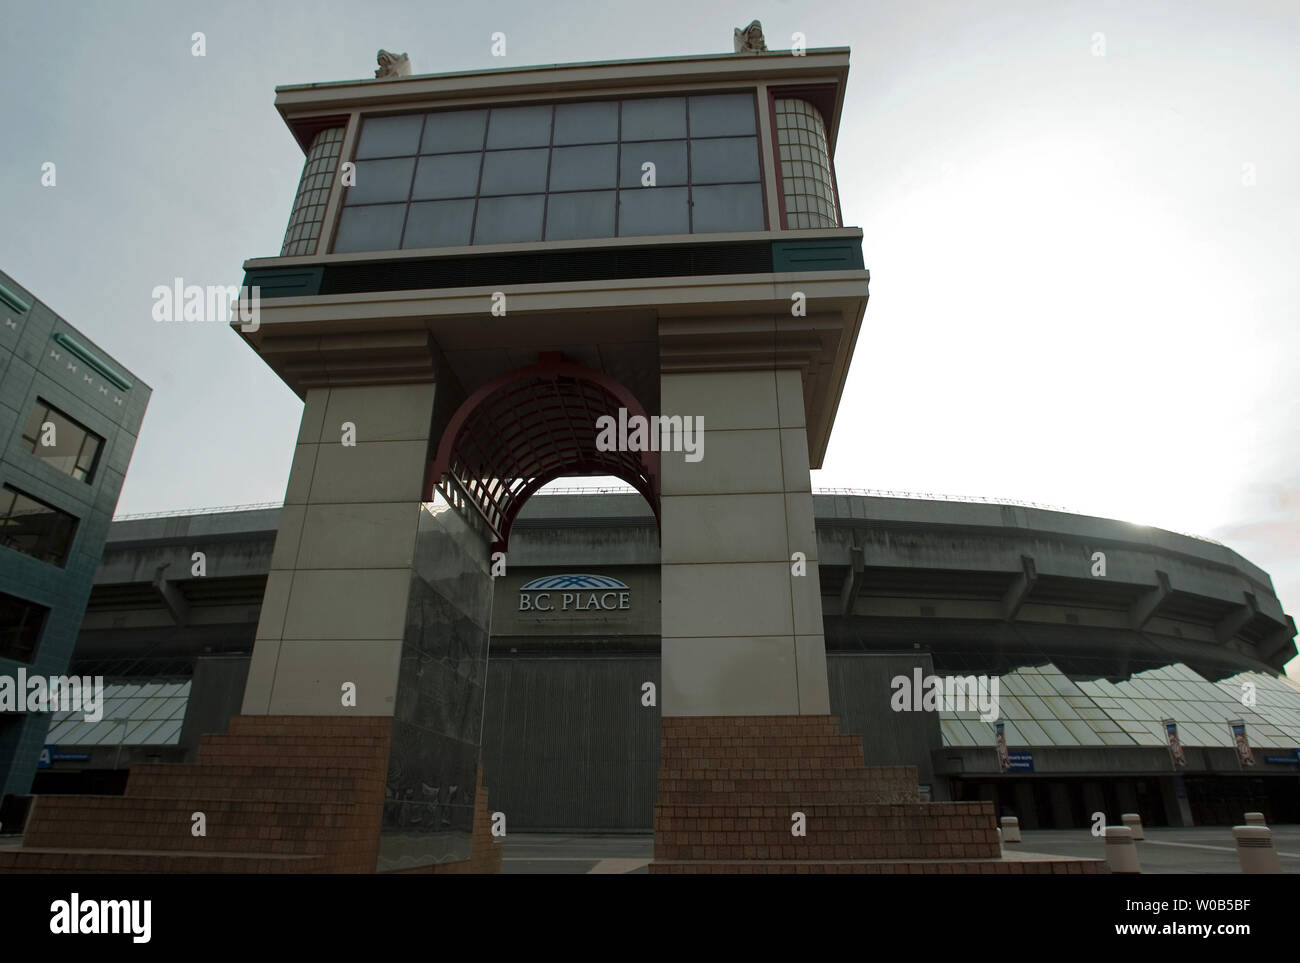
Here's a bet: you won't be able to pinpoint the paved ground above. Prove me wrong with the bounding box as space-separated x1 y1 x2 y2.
501 826 1300 874
1012 826 1300 874
502 834 653 874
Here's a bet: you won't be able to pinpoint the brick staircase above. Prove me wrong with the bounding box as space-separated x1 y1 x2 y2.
650 715 1107 874
0 716 500 874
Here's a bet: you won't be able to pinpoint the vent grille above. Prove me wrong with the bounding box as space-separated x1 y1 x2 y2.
318 242 775 296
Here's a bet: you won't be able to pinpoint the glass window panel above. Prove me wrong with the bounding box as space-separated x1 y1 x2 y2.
1015 719 1050 744
45 720 78 742
333 204 406 253
619 141 687 187
356 114 423 159
22 402 103 482
421 109 487 153
486 105 553 148
133 698 165 719
548 145 616 192
479 149 549 195
148 698 180 721
122 719 164 744
346 158 415 205
412 153 481 200
473 195 545 244
553 101 617 145
403 199 475 248
689 137 760 184
1038 720 1074 745
690 183 765 233
621 97 686 140
617 187 689 236
688 93 757 136
545 191 615 241
0 486 77 566
939 719 972 747
1043 696 1078 718
151 719 184 744
67 721 115 745
1063 720 1105 745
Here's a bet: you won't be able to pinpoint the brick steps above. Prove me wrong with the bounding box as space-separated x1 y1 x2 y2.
0 716 503 875
654 802 1000 861
0 846 331 874
650 859 1108 875
652 715 1109 875
125 764 382 799
0 716 394 874
24 795 369 854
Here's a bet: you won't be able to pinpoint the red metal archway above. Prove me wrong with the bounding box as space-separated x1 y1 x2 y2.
426 354 659 551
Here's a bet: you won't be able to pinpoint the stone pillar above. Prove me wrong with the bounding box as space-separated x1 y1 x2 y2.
658 368 829 716
239 380 497 871
1160 775 1195 827
242 382 438 716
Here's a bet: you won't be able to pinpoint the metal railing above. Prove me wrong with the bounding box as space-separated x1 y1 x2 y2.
110 490 1224 545
113 500 282 521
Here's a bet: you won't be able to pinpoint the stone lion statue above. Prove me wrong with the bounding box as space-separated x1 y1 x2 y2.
734 20 767 54
375 50 411 79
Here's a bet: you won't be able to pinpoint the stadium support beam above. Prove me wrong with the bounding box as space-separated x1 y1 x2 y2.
1128 570 1171 630
840 545 865 616
1001 555 1036 621
1257 615 1298 665
1215 591 1259 644
151 564 189 626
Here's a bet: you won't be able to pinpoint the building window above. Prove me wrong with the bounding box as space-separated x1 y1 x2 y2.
0 591 49 663
0 486 78 566
21 399 104 483
774 98 840 229
281 126 346 256
334 92 764 252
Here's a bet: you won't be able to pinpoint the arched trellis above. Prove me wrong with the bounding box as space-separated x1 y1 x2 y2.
426 355 660 552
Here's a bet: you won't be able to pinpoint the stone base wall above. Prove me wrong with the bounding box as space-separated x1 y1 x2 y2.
650 715 1105 875
0 716 499 875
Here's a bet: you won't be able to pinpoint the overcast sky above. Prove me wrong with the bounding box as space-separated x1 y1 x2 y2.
2 1 1296 675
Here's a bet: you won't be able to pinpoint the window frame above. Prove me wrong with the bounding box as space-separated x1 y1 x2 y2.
333 90 768 252
20 398 105 484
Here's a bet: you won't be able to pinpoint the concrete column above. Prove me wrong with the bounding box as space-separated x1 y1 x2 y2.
241 382 437 716
1013 782 1038 830
1048 782 1075 828
658 368 830 716
1160 775 1194 827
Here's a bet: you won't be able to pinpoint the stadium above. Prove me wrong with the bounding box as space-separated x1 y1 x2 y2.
33 487 1300 832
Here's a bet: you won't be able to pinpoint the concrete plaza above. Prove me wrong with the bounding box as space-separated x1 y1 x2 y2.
500 826 1300 874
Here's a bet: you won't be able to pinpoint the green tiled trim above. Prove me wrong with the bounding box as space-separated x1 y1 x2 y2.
0 281 31 314
242 266 325 299
51 333 133 391
772 239 865 272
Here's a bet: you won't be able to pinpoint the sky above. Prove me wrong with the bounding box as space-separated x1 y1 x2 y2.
1 0 1296 675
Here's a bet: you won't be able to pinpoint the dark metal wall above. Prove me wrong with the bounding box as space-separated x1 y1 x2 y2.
479 655 661 831
476 651 942 830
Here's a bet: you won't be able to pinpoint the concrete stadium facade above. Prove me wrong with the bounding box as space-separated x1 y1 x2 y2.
43 490 1300 831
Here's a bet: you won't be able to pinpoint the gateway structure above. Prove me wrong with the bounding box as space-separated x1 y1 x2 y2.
4 39 1215 874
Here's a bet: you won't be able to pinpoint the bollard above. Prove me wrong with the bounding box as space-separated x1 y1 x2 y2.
1121 812 1144 840
1000 816 1021 843
996 828 1003 853
1244 812 1266 827
1104 826 1141 874
1233 826 1281 874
